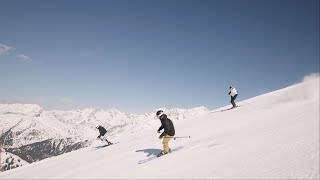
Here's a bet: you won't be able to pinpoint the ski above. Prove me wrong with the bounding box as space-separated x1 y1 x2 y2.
211 105 242 113
92 142 119 151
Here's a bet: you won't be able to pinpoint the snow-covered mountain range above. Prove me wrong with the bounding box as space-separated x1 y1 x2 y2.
0 104 209 147
0 151 27 172
0 103 209 169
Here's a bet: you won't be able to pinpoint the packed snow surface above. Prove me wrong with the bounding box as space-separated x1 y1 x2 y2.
0 75 319 179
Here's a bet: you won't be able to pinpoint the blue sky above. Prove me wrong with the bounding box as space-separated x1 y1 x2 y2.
0 0 319 113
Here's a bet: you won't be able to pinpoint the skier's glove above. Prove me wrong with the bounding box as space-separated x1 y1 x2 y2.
159 134 164 139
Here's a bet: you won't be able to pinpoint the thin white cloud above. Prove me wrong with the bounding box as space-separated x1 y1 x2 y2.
16 54 33 63
0 43 14 56
0 42 36 63
59 97 74 104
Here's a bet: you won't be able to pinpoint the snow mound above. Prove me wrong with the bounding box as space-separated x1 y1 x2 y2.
244 74 319 107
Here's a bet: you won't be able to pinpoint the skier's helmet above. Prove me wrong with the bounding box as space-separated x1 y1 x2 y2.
156 110 164 118
95 125 100 129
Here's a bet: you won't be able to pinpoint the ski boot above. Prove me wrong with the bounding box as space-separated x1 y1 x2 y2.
157 150 168 157
107 141 112 145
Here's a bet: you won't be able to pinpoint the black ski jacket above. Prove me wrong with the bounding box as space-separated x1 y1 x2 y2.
158 114 175 137
97 126 107 138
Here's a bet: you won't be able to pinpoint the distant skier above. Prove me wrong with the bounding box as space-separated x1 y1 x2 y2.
96 125 112 145
156 110 175 157
228 86 238 108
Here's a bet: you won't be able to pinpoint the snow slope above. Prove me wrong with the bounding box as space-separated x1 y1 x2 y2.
0 75 319 179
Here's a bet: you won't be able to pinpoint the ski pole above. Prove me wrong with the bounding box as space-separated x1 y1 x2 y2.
164 136 191 140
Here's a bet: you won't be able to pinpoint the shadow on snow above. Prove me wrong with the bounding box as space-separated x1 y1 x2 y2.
135 148 162 157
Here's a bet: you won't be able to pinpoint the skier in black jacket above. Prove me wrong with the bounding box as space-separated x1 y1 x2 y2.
156 110 175 157
96 125 112 145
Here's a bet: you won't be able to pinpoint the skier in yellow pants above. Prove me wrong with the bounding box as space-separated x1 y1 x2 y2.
162 135 173 153
156 110 175 157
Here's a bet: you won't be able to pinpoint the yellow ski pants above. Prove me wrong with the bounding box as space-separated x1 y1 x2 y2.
162 135 173 153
